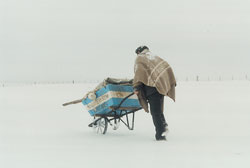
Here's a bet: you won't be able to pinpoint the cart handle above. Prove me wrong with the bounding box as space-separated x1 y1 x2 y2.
114 92 135 111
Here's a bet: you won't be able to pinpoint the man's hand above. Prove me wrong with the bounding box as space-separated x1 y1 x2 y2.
134 90 139 95
133 83 142 95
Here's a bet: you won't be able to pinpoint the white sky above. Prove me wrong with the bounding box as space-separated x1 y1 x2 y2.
1 0 250 82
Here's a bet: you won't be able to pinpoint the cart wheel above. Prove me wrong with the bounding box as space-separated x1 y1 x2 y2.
93 117 108 134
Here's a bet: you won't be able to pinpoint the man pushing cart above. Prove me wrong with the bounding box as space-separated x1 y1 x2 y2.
133 46 176 141
63 46 176 141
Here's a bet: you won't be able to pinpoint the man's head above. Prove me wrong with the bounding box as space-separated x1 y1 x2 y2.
135 45 149 54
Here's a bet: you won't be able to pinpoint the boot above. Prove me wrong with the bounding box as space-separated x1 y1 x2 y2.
155 133 166 141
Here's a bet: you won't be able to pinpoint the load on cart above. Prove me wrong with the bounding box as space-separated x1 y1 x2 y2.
63 78 142 134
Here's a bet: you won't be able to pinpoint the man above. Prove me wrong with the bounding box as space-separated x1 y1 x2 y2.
133 46 176 141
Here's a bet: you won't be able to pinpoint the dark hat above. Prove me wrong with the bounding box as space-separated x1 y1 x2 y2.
135 46 149 54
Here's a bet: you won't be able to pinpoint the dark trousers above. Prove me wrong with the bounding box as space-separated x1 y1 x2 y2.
147 92 167 135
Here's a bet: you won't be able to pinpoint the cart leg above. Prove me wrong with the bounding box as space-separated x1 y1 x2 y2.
126 111 135 130
119 111 135 130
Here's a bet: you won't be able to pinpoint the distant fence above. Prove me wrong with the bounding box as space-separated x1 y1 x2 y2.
0 80 102 87
181 75 249 82
1 75 249 87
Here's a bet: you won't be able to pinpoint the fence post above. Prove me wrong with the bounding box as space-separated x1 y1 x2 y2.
196 76 199 81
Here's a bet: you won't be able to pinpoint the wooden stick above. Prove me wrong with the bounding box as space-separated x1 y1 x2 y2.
62 99 83 106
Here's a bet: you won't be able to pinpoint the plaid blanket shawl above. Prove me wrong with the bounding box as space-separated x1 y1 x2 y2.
133 51 176 104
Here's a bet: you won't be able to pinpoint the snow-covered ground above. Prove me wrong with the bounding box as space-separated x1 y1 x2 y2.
1 81 250 168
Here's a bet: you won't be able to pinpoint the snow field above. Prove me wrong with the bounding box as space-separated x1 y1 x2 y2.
0 81 250 168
